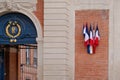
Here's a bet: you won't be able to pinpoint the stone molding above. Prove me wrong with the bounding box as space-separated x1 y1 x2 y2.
74 0 109 5
0 0 37 12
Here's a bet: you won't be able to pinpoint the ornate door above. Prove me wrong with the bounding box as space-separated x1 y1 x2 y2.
0 50 4 80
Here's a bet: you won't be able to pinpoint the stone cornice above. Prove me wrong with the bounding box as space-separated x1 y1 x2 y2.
0 0 37 12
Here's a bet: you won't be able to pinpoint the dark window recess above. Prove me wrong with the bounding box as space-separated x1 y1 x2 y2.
26 79 31 80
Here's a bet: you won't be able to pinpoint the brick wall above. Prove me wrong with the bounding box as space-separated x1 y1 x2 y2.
75 10 109 80
34 0 44 29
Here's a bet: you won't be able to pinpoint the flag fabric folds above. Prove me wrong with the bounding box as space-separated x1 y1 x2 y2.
89 25 93 54
82 23 90 54
82 24 86 37
95 25 100 46
93 26 96 53
83 23 89 47
82 23 100 54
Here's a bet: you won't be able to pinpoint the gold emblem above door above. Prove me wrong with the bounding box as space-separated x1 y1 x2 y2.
6 21 21 42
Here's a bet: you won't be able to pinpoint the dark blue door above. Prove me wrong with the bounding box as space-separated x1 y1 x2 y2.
0 50 4 80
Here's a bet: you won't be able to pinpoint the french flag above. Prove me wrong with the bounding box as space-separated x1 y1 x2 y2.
82 24 86 37
84 23 89 47
89 25 93 54
95 25 100 46
92 26 96 53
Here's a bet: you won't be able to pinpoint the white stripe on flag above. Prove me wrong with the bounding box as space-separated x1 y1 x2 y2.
96 30 100 40
90 45 93 54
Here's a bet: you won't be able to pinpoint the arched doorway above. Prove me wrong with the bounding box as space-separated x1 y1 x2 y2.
0 12 40 80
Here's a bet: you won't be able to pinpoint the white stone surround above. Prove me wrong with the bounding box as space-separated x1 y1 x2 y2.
44 0 71 80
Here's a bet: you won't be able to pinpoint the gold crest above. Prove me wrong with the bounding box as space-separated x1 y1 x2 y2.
6 21 21 42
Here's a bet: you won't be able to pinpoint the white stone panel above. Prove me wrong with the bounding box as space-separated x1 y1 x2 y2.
44 65 66 70
44 71 66 76
44 9 68 14
44 1 69 80
44 31 67 37
44 53 66 58
44 26 68 31
44 37 67 42
44 48 67 53
13 0 37 3
74 0 109 5
0 0 4 1
44 14 68 20
44 59 66 64
44 0 68 3
44 76 66 80
44 20 68 26
112 0 120 80
44 43 67 48
45 2 67 8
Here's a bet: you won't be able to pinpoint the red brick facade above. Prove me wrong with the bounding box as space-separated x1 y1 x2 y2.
34 0 44 29
75 10 109 80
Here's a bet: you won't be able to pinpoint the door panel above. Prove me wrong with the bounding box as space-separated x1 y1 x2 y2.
0 50 4 80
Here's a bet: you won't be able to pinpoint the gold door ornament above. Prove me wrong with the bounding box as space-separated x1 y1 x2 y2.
6 21 21 42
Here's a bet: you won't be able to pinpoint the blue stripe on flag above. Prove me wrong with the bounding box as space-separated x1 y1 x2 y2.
87 45 90 54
